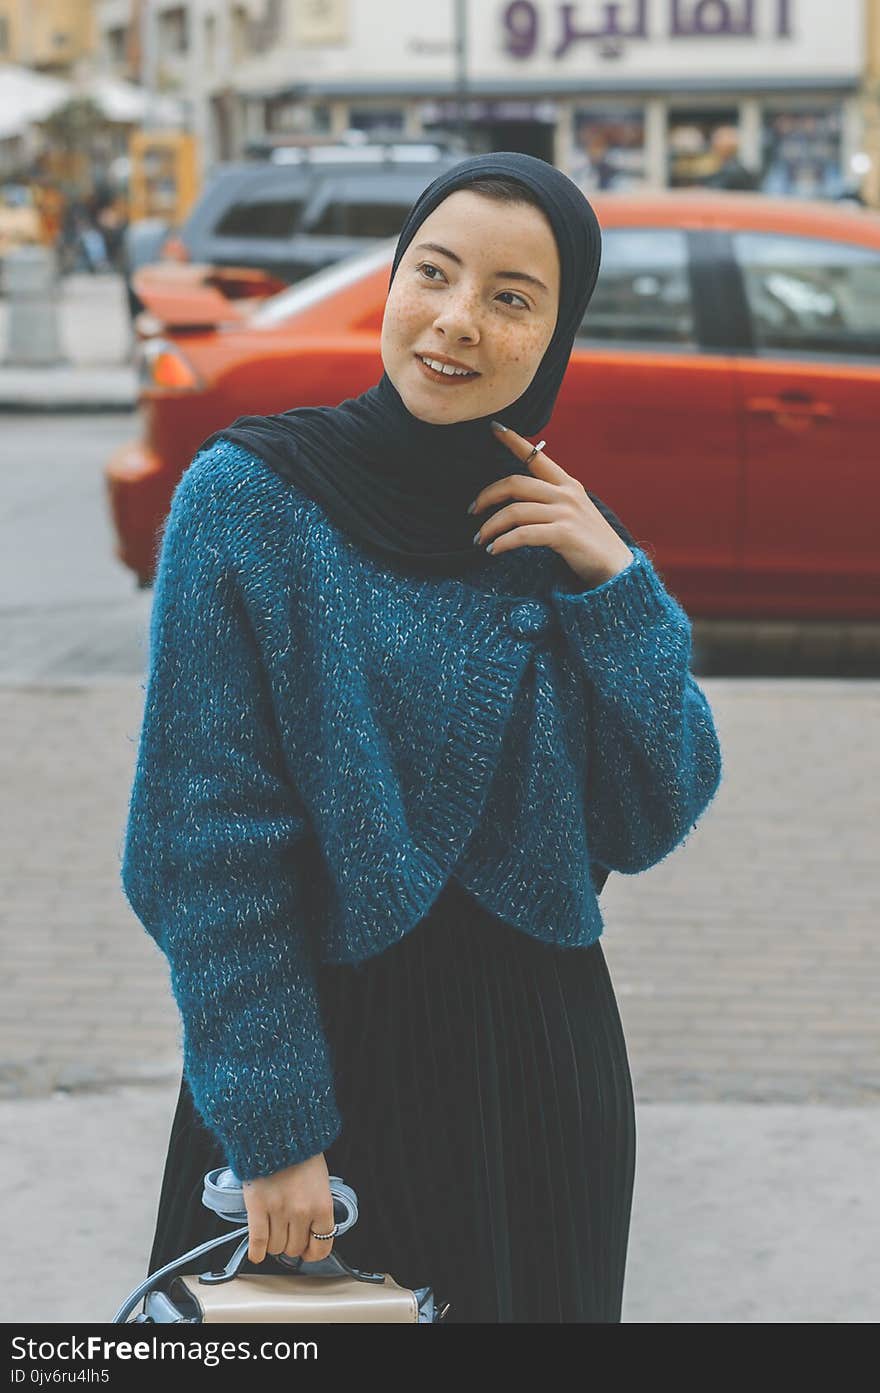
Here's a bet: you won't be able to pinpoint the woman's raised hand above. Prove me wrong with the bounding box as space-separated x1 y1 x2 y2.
242 1151 336 1264
469 421 635 586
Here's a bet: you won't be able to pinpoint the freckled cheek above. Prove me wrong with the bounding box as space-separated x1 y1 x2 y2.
385 293 427 340
488 328 550 382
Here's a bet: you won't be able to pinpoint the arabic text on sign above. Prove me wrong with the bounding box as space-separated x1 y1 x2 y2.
501 0 794 61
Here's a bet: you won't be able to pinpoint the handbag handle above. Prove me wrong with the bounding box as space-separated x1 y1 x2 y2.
112 1175 362 1324
200 1167 359 1231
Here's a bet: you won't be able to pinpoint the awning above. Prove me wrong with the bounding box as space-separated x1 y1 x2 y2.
0 63 70 140
0 64 184 140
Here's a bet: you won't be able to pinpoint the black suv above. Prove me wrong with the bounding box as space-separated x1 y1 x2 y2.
123 137 466 318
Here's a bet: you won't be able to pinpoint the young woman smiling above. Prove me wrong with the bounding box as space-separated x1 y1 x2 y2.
124 153 723 1323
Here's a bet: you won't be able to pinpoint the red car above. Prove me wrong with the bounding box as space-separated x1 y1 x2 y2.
106 191 880 618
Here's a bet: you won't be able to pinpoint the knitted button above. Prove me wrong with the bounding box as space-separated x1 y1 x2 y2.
507 601 551 638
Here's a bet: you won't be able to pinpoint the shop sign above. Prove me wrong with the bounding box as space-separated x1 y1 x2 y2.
502 0 794 61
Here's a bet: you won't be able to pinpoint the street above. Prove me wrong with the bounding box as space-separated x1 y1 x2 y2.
0 412 878 1323
0 413 149 681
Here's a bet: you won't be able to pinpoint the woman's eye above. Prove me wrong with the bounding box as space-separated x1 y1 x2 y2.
415 263 527 307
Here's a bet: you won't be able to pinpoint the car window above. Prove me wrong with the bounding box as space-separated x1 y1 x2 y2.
732 232 880 358
213 198 307 239
307 200 413 238
576 228 696 347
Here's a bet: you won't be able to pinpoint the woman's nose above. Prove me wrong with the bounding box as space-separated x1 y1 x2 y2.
432 294 480 343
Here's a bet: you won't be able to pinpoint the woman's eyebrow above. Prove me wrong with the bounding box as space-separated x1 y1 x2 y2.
413 241 550 295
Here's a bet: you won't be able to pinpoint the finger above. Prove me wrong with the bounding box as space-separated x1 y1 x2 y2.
302 1208 336 1263
471 476 557 518
490 421 568 482
283 1212 312 1259
247 1213 269 1264
483 521 562 556
266 1213 290 1258
475 499 558 544
489 420 532 457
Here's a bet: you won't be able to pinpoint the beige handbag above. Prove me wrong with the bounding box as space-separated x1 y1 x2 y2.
113 1168 450 1324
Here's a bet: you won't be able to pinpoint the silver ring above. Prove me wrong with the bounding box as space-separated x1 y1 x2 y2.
524 439 546 466
309 1225 338 1240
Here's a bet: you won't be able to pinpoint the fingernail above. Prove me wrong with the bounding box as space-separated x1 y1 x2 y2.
485 542 495 554
472 530 482 545
466 500 476 515
490 419 507 432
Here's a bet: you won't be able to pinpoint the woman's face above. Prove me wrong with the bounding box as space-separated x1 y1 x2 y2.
380 189 561 425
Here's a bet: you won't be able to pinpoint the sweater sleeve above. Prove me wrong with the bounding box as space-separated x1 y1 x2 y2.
120 456 342 1180
551 545 723 875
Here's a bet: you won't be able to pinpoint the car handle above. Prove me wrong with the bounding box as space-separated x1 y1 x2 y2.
745 395 835 420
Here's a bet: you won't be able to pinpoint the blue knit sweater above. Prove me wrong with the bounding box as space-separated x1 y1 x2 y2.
120 436 723 1181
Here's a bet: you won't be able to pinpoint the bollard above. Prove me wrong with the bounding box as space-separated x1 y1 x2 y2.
3 245 65 367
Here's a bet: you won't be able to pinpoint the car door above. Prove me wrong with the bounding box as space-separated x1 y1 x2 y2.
729 229 880 616
553 226 740 612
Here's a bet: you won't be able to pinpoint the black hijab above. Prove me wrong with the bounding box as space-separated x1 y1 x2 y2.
199 151 634 575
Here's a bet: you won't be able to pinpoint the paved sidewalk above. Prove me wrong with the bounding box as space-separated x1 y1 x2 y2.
4 1086 877 1323
2 676 877 1104
1 675 878 1323
0 272 136 410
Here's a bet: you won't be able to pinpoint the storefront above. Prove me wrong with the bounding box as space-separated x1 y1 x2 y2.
319 86 857 201
442 0 862 197
235 0 866 200
560 92 854 197
553 94 852 195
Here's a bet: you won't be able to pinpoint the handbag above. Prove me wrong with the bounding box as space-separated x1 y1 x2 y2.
112 1166 451 1324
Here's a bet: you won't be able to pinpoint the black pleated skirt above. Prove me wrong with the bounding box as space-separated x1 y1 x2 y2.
147 878 637 1323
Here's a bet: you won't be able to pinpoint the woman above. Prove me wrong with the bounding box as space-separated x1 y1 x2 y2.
123 152 723 1323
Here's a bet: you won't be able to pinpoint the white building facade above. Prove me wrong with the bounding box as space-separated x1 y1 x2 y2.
96 0 869 198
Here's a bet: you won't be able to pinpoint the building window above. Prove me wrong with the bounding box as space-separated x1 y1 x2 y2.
106 25 128 66
204 15 216 72
570 108 646 192
348 108 406 139
265 101 331 135
231 6 252 61
667 106 750 187
759 108 845 199
733 232 880 358
159 6 189 57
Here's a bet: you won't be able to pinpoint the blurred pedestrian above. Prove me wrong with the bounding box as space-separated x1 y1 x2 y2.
31 179 65 249
60 198 110 273
703 126 759 191
93 187 128 271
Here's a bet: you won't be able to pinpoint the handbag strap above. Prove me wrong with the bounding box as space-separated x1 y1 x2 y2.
112 1225 251 1323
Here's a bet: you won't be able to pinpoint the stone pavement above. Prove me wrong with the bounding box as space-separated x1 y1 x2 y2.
4 1085 877 1324
1 674 878 1322
2 676 877 1106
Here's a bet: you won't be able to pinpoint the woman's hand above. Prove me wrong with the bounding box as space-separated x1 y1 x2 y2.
468 421 635 588
242 1151 336 1264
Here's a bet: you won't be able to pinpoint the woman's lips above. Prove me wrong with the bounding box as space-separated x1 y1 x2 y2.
414 353 480 386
